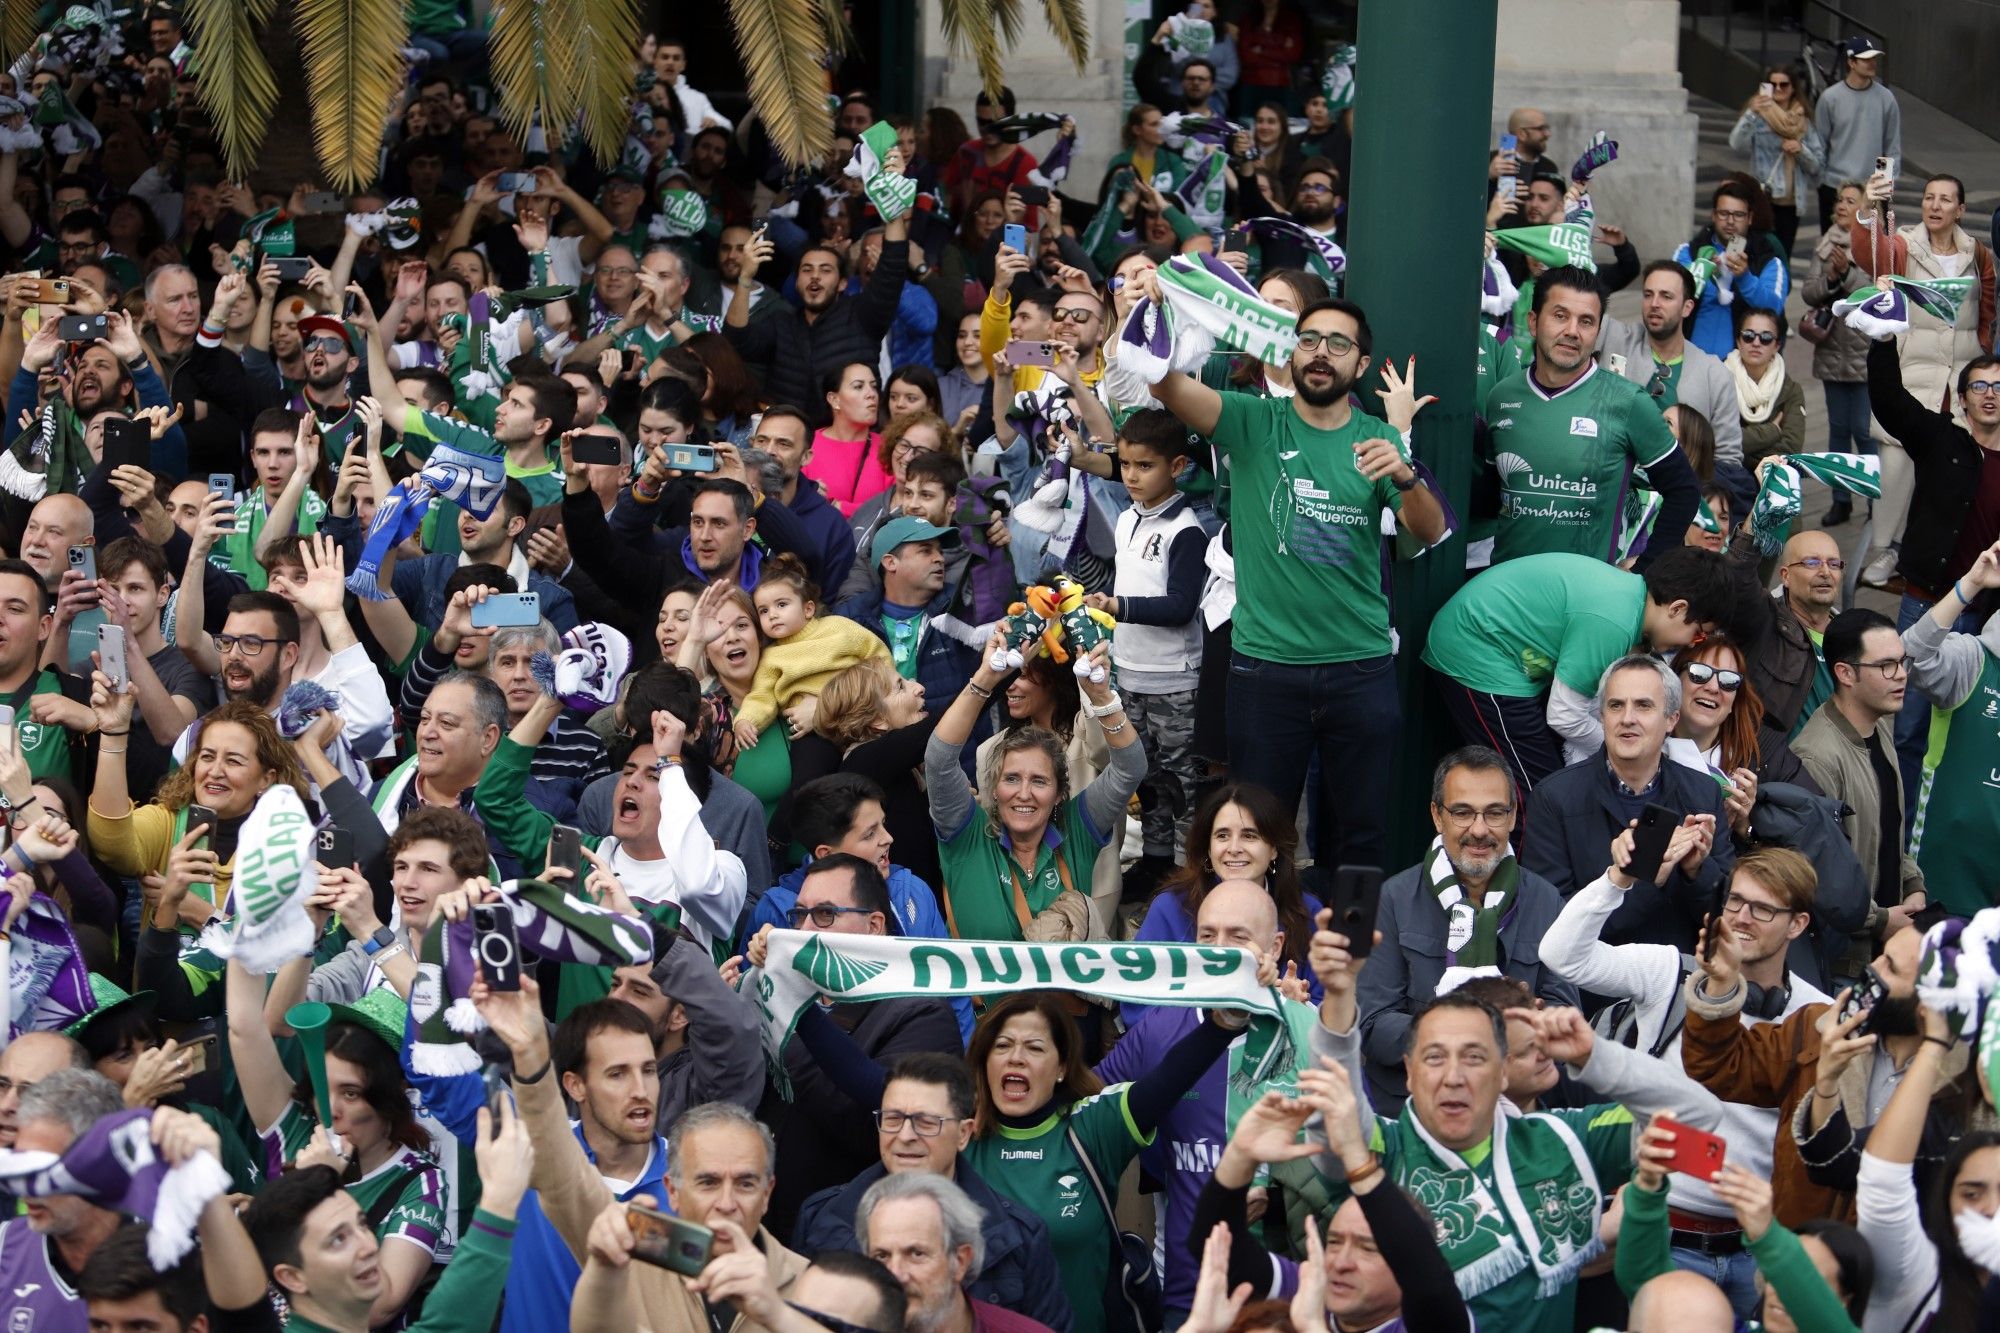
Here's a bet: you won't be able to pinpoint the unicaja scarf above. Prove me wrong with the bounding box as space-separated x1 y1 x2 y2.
2 397 90 501
1391 1102 1604 1300
1918 909 2000 1107
1423 835 1519 970
1746 451 1881 555
409 877 654 1074
1320 44 1356 114
0 1107 229 1269
346 441 508 601
1492 221 1597 273
845 121 917 219
195 785 318 974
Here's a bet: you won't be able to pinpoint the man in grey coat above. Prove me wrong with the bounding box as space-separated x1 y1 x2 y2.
1599 259 1746 486
1354 746 1579 1110
608 931 767 1129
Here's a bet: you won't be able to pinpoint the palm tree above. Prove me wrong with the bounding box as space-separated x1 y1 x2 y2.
0 0 1088 189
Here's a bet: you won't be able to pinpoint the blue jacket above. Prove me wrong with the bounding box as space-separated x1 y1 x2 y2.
750 861 973 1044
787 480 857 596
390 549 579 634
829 584 990 762
794 1158 1072 1332
1674 228 1790 358
502 1129 670 1333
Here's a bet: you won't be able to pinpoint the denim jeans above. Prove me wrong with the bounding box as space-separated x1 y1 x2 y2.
1225 651 1399 868
1671 1244 1762 1321
1824 380 1876 456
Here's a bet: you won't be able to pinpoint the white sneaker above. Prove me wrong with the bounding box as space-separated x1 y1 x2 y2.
1861 548 1899 587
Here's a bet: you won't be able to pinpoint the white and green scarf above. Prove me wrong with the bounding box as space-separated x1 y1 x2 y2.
1391 1102 1604 1299
1747 451 1882 554
1492 222 1597 273
195 786 318 974
1423 836 1519 973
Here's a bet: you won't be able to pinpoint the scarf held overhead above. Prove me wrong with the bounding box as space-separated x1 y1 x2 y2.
346 441 508 602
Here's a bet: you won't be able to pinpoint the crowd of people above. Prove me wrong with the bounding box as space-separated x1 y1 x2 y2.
0 4 1998 1333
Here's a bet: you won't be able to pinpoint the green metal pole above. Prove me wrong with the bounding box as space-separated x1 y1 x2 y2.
1343 0 1498 867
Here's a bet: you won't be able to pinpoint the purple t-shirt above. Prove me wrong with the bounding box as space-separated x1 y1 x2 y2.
0 1217 87 1332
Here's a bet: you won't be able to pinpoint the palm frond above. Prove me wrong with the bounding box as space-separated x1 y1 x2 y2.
989 0 1026 49
573 0 642 166
816 0 856 59
937 0 1003 102
296 0 409 194
0 2 41 71
1041 0 1090 72
182 0 279 180
489 0 585 148
727 0 831 170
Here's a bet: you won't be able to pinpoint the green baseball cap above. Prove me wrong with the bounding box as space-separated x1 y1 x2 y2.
870 514 960 569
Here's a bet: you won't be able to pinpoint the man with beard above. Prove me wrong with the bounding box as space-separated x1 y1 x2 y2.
1597 260 1746 476
1673 180 1790 358
495 999 671 1333
0 1071 125 1333
603 929 765 1127
288 313 360 453
1794 608 1925 920
1543 845 1827 1311
717 223 778 326
724 180 912 411
142 266 260 478
1354 748 1578 1109
1739 528 1846 737
9 304 184 489
1483 264 1700 568
0 558 90 781
858 1172 1057 1333
1152 295 1446 870
1683 878 1930 1227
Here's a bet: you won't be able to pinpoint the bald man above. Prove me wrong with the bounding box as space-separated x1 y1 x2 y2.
1097 880 1319 1326
0 1031 91 1148
1506 107 1553 172
17 493 91 594
1735 523 1845 736
1629 1269 1736 1332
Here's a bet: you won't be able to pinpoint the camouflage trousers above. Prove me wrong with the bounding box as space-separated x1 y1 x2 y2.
1125 687 1201 860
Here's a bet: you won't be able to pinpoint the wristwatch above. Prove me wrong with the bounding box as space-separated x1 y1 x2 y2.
361 926 397 956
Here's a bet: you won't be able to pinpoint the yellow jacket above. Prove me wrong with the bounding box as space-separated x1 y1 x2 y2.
737 615 891 734
88 800 235 908
979 291 1106 393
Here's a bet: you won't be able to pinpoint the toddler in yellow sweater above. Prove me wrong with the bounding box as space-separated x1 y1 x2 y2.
732 555 889 750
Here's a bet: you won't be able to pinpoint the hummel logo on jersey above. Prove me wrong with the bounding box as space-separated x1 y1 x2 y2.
1569 417 1599 438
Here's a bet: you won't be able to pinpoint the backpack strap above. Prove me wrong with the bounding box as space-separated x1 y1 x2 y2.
1647 954 1698 1058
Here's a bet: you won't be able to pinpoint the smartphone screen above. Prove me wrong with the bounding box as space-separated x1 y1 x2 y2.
1002 222 1028 255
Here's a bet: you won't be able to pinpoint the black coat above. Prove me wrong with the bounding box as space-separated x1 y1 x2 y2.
723 242 907 416
1873 338 2000 607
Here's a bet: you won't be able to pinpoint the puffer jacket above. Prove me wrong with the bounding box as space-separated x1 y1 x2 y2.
1850 213 1998 416
1801 229 1872 383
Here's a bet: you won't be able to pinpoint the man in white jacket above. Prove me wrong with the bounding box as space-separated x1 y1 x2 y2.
653 40 731 132
1538 838 1828 1319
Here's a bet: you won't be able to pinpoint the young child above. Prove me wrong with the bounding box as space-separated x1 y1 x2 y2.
733 555 890 749
1088 408 1206 883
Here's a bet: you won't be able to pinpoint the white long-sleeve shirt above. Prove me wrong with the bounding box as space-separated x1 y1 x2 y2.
598 762 745 956
1856 1149 1938 1333
671 77 732 132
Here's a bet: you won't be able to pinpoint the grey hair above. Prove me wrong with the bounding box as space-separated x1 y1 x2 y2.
433 669 509 737
641 244 688 283
143 263 194 306
1429 745 1512 807
856 1170 987 1283
490 621 560 658
19 1068 123 1141
667 1102 776 1186
739 445 787 498
1595 653 1682 717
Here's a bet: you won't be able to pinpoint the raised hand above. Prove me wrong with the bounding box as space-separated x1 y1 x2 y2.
1507 1004 1594 1068
1183 1224 1252 1333
473 1094 535 1219
1372 355 1435 436
1632 1117 1678 1192
651 707 687 760
122 1038 193 1109
1709 1164 1773 1242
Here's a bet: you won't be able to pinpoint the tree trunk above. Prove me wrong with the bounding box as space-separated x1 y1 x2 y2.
252 13 324 193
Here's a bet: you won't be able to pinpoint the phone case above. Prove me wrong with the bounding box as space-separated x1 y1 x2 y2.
1658 1116 1727 1181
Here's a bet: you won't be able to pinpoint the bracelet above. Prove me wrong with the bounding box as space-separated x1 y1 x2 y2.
1085 692 1124 718
1956 578 1974 605
98 729 129 737
965 681 993 700
98 744 127 754
1924 1035 1955 1052
1100 718 1129 736
1812 1084 1840 1101
651 755 684 773
514 1059 552 1085
1343 1154 1382 1189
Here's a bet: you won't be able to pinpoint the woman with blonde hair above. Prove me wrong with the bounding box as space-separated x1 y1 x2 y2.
789 657 940 890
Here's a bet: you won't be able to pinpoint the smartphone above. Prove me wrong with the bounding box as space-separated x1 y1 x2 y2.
1655 1113 1727 1181
1839 967 1888 1033
180 1033 219 1076
1222 230 1249 254
207 473 235 498
627 1204 713 1276
186 804 218 849
267 255 314 280
97 624 128 692
299 190 346 215
1002 222 1028 255
33 278 68 304
68 544 96 582
1014 184 1050 207
665 443 718 473
56 313 107 342
481 1063 513 1118
1326 865 1384 959
316 823 355 870
1758 81 1774 98
469 592 541 629
1725 235 1747 257
0 704 11 729
1004 339 1056 369
1622 802 1683 885
100 415 151 472
569 432 627 466
546 825 584 882
1702 872 1730 962
1876 155 1896 180
1496 132 1519 202
472 904 522 991
497 171 537 194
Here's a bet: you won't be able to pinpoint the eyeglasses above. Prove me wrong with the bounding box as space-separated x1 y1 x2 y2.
787 903 876 928
1967 379 2000 396
1683 662 1743 690
1051 307 1096 324
1784 556 1846 572
0 1076 35 1100
1855 656 1909 679
1739 329 1777 346
214 633 295 658
1440 804 1515 827
597 265 637 278
1295 330 1356 355
1296 182 1334 196
303 335 346 354
1769 79 1793 89
1722 892 1793 923
874 1109 963 1136
1518 123 1549 133
892 438 938 460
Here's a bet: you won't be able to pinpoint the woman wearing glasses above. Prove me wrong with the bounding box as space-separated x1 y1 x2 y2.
1671 636 1818 843
1729 65 1825 259
1730 305 1806 473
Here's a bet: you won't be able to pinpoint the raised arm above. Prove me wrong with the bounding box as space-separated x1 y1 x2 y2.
926 628 1009 840
174 496 232 676
1153 369 1224 437
226 956 298 1137
1905 538 2000 712
254 417 322 563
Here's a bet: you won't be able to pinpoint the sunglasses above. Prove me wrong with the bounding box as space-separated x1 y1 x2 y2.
1739 329 1777 345
1645 363 1672 401
1683 662 1743 690
303 335 346 354
1050 307 1095 324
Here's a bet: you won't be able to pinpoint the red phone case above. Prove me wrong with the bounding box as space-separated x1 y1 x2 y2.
1656 1115 1726 1181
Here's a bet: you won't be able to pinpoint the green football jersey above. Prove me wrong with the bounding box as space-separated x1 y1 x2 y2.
1423 553 1647 698
266 1103 453 1261
1484 362 1677 565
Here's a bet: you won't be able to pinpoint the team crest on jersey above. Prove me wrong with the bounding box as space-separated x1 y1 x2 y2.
1568 417 1599 438
1056 1173 1083 1218
14 724 41 753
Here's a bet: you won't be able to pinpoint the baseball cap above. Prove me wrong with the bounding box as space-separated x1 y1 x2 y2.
1843 35 1884 59
297 314 350 349
870 514 959 568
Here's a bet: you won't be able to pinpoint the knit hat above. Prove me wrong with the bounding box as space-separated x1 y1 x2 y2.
528 622 631 715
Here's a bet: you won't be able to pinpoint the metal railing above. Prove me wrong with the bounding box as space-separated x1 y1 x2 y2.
1683 0 1889 89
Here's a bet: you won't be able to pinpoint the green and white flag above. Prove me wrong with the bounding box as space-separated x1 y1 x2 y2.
655 188 710 239
1320 44 1357 114
1893 274 1976 326
1685 245 1719 298
747 932 1295 1101
1492 221 1596 273
1156 250 1301 366
1163 12 1214 54
1748 451 1882 554
195 786 319 975
845 121 917 220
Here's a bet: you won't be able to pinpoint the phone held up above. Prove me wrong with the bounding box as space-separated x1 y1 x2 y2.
1327 865 1383 959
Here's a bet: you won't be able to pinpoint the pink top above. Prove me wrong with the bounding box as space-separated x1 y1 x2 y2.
804 429 892 517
